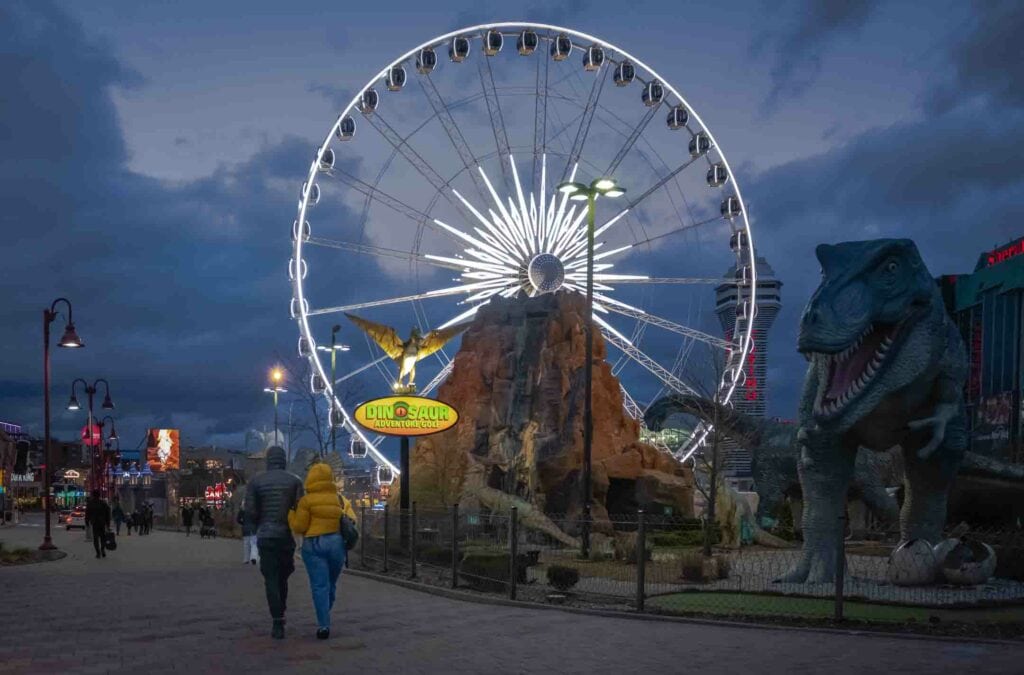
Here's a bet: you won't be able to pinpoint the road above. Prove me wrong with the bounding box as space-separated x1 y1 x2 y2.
1 514 1021 674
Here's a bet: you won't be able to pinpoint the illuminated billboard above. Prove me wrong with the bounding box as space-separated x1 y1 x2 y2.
146 428 180 471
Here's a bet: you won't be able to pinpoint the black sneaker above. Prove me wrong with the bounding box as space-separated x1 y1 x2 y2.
316 628 329 640
271 620 285 640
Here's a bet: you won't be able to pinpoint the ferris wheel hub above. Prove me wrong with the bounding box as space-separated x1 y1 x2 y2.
527 253 566 294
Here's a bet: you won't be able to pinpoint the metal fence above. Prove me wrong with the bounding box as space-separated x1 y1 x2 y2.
351 504 1024 626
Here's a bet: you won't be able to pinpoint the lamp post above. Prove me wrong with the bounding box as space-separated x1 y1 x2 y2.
100 416 118 501
263 368 287 446
318 325 350 459
67 378 114 496
555 176 626 559
40 297 83 551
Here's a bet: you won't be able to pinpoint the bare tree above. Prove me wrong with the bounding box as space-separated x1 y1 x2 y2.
275 354 364 460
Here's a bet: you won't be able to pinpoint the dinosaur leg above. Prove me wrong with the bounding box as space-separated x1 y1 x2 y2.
853 452 900 529
776 432 856 583
409 363 416 388
901 447 960 544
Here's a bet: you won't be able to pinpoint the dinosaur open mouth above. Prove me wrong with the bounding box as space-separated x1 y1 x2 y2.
814 322 899 416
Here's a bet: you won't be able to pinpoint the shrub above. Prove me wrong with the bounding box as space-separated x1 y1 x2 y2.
459 550 510 592
651 526 719 548
546 564 580 592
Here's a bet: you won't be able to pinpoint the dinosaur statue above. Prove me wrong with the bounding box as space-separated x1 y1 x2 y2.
781 238 968 582
644 394 900 528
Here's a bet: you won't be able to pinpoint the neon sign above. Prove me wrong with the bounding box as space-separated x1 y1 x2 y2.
985 239 1024 268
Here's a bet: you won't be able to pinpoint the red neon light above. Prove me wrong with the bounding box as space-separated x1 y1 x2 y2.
986 240 1024 267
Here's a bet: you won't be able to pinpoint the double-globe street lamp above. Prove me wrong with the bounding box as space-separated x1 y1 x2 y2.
40 297 84 551
317 325 350 459
99 415 118 501
555 177 626 559
263 368 287 445
67 378 114 495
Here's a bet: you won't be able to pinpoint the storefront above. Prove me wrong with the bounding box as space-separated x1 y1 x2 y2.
938 236 1024 463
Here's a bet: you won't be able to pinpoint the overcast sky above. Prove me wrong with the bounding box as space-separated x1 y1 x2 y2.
2 0 1022 455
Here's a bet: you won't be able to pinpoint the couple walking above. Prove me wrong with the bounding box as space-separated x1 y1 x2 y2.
245 447 356 640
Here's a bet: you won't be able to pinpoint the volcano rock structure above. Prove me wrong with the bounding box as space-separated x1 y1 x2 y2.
411 292 693 527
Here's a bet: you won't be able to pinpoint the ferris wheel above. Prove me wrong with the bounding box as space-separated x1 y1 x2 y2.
290 23 757 475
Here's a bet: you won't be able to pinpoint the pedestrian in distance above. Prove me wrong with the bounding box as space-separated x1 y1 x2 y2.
289 463 356 640
244 446 303 640
84 490 111 559
182 504 194 536
112 500 125 536
145 503 154 534
237 504 259 564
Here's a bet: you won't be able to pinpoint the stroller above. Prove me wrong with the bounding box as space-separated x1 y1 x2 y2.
199 512 217 539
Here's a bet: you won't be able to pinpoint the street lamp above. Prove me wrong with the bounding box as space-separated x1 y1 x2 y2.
40 297 83 551
555 176 626 559
100 416 118 500
318 325 350 459
263 368 287 444
67 378 115 495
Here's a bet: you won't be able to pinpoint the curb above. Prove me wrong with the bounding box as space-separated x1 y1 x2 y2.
344 567 1024 647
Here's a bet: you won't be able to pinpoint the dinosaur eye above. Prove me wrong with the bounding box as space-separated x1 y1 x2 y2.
885 260 899 274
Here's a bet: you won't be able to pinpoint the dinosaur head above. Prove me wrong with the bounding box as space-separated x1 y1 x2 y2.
409 326 422 341
798 239 941 423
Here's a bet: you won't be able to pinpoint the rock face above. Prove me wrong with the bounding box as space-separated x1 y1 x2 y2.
411 292 693 528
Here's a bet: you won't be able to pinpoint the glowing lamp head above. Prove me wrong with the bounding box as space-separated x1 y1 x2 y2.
603 187 626 198
58 322 84 348
556 181 587 196
101 394 114 410
569 192 591 202
271 368 284 384
592 177 617 191
67 395 80 411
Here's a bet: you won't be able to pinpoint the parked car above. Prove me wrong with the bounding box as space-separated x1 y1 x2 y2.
57 510 72 525
66 506 86 530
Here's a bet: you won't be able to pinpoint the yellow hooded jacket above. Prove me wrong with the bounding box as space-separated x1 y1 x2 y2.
288 463 357 538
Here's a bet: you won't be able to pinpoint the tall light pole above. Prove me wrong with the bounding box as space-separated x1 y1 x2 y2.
318 325 350 459
67 378 114 496
556 176 626 559
40 298 83 551
263 368 287 446
99 415 118 501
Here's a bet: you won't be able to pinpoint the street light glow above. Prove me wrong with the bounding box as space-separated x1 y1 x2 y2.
270 367 283 383
58 322 84 348
603 187 626 198
67 396 80 411
592 177 617 191
556 180 586 194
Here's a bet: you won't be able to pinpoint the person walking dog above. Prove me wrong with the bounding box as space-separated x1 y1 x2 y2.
244 446 302 639
288 463 356 640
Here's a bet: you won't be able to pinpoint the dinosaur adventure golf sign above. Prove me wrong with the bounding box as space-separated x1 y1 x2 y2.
353 396 459 437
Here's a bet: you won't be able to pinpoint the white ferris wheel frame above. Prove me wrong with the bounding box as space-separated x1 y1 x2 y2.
291 22 758 474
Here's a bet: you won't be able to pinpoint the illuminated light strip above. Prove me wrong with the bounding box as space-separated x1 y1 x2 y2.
452 189 523 256
423 253 513 275
594 273 649 282
307 290 470 315
594 209 630 238
612 277 727 284
594 314 633 346
437 303 487 329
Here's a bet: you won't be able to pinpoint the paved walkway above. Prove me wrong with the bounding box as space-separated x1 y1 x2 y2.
1 514 1022 674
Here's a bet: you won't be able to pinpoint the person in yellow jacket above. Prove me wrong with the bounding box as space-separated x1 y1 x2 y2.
288 462 357 639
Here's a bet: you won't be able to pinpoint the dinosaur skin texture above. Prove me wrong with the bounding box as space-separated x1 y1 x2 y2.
644 394 900 530
777 238 967 583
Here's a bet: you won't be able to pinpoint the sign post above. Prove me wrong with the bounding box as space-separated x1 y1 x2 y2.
353 394 459 551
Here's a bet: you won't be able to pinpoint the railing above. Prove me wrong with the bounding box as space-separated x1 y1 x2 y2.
351 503 1024 628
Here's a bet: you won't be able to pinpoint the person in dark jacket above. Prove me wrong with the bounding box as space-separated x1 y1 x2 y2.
244 446 303 639
237 505 259 564
112 501 125 536
84 490 111 559
182 504 194 536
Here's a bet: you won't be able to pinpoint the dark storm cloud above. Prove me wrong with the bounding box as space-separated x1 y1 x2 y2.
925 0 1024 113
0 2 359 447
744 0 1024 417
753 0 880 113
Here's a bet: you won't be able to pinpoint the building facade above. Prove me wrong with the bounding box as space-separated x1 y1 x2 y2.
714 256 782 482
938 236 1024 463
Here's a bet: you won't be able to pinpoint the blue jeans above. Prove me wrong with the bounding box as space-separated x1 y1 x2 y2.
301 533 346 629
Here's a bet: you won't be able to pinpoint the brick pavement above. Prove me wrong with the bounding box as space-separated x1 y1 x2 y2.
1 515 1023 674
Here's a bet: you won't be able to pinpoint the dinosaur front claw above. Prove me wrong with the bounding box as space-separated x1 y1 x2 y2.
908 403 957 459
